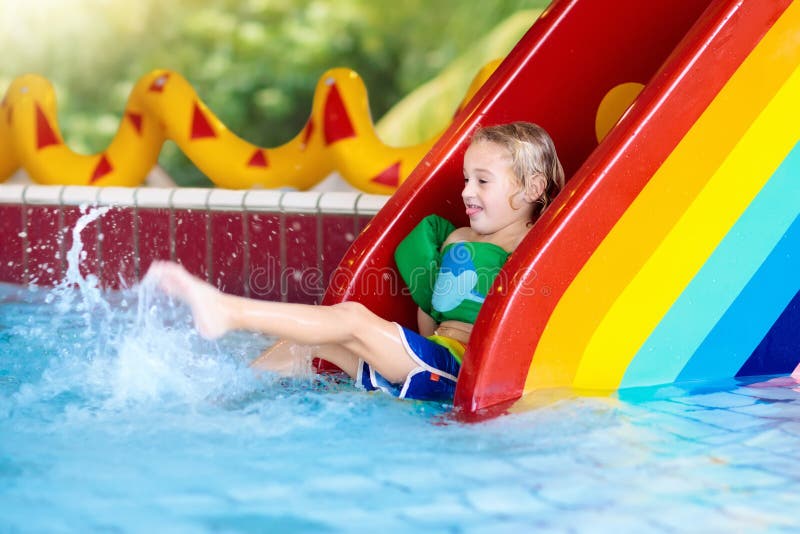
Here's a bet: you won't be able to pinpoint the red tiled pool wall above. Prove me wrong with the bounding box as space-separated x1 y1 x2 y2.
98 206 136 289
0 204 362 302
25 205 63 286
175 208 209 284
137 208 172 281
285 213 319 304
247 212 282 302
210 211 246 296
0 205 24 283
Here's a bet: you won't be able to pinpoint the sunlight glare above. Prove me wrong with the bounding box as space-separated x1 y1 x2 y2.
0 0 154 76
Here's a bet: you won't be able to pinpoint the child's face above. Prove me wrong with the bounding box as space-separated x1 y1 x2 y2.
462 140 534 235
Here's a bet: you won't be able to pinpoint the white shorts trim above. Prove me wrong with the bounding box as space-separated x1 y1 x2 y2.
393 322 459 383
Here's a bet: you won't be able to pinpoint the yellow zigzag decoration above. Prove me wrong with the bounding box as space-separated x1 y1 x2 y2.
0 64 498 192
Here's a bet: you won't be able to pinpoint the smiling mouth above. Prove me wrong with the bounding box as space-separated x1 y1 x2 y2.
465 204 482 217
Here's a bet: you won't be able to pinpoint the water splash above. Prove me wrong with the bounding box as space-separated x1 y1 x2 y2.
101 272 259 408
25 204 270 411
46 204 111 322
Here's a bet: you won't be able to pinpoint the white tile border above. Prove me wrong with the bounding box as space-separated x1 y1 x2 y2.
169 188 211 210
243 189 284 211
97 187 136 206
0 184 26 204
280 191 322 213
24 185 64 205
318 192 362 213
207 189 246 211
134 187 172 209
61 185 102 206
356 194 389 215
0 185 389 216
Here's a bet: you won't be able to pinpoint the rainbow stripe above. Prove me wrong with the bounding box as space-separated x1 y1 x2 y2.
525 2 800 392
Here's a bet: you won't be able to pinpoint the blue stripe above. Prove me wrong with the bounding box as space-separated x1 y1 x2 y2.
620 142 800 388
737 289 800 377
677 215 800 382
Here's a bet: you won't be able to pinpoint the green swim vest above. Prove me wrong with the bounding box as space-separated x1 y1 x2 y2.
394 215 510 324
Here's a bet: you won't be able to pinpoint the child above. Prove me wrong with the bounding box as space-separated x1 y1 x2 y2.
148 122 564 401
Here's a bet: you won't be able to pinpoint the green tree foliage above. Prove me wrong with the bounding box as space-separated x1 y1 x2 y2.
0 0 549 186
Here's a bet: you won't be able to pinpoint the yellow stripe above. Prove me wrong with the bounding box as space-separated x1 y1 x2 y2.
427 335 466 364
525 3 800 392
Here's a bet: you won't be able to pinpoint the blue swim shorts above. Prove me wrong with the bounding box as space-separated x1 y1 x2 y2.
356 323 462 401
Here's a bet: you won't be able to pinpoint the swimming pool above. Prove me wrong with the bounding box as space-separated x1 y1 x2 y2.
2 272 800 532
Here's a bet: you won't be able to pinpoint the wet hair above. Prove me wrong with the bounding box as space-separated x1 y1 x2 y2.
471 122 565 217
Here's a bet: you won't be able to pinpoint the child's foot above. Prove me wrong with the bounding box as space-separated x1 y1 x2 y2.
145 261 233 339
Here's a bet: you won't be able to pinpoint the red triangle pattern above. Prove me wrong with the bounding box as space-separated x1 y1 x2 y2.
190 102 216 140
126 112 143 135
90 153 113 183
35 104 60 150
301 119 314 150
323 84 355 145
370 161 401 187
149 74 169 93
247 149 269 168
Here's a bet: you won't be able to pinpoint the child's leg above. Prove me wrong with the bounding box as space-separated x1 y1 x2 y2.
148 261 414 383
249 339 310 375
250 339 359 378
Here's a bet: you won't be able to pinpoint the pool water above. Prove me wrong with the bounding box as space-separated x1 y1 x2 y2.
2 280 800 532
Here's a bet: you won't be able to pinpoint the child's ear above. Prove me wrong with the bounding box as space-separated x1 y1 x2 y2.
524 173 547 203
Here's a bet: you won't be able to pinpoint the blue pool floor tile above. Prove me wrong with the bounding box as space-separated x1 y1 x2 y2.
679 407 771 432
464 484 553 516
672 391 758 409
735 385 800 401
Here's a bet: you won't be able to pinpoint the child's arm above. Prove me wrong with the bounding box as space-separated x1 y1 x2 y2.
417 307 437 337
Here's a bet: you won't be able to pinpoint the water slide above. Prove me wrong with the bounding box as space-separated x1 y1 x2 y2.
323 0 800 418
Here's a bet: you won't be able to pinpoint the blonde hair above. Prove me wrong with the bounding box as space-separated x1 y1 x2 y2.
471 122 565 217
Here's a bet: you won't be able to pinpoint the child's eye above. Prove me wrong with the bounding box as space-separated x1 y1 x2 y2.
478 179 488 184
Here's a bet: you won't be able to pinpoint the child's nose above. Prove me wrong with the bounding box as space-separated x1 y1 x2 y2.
462 180 475 196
